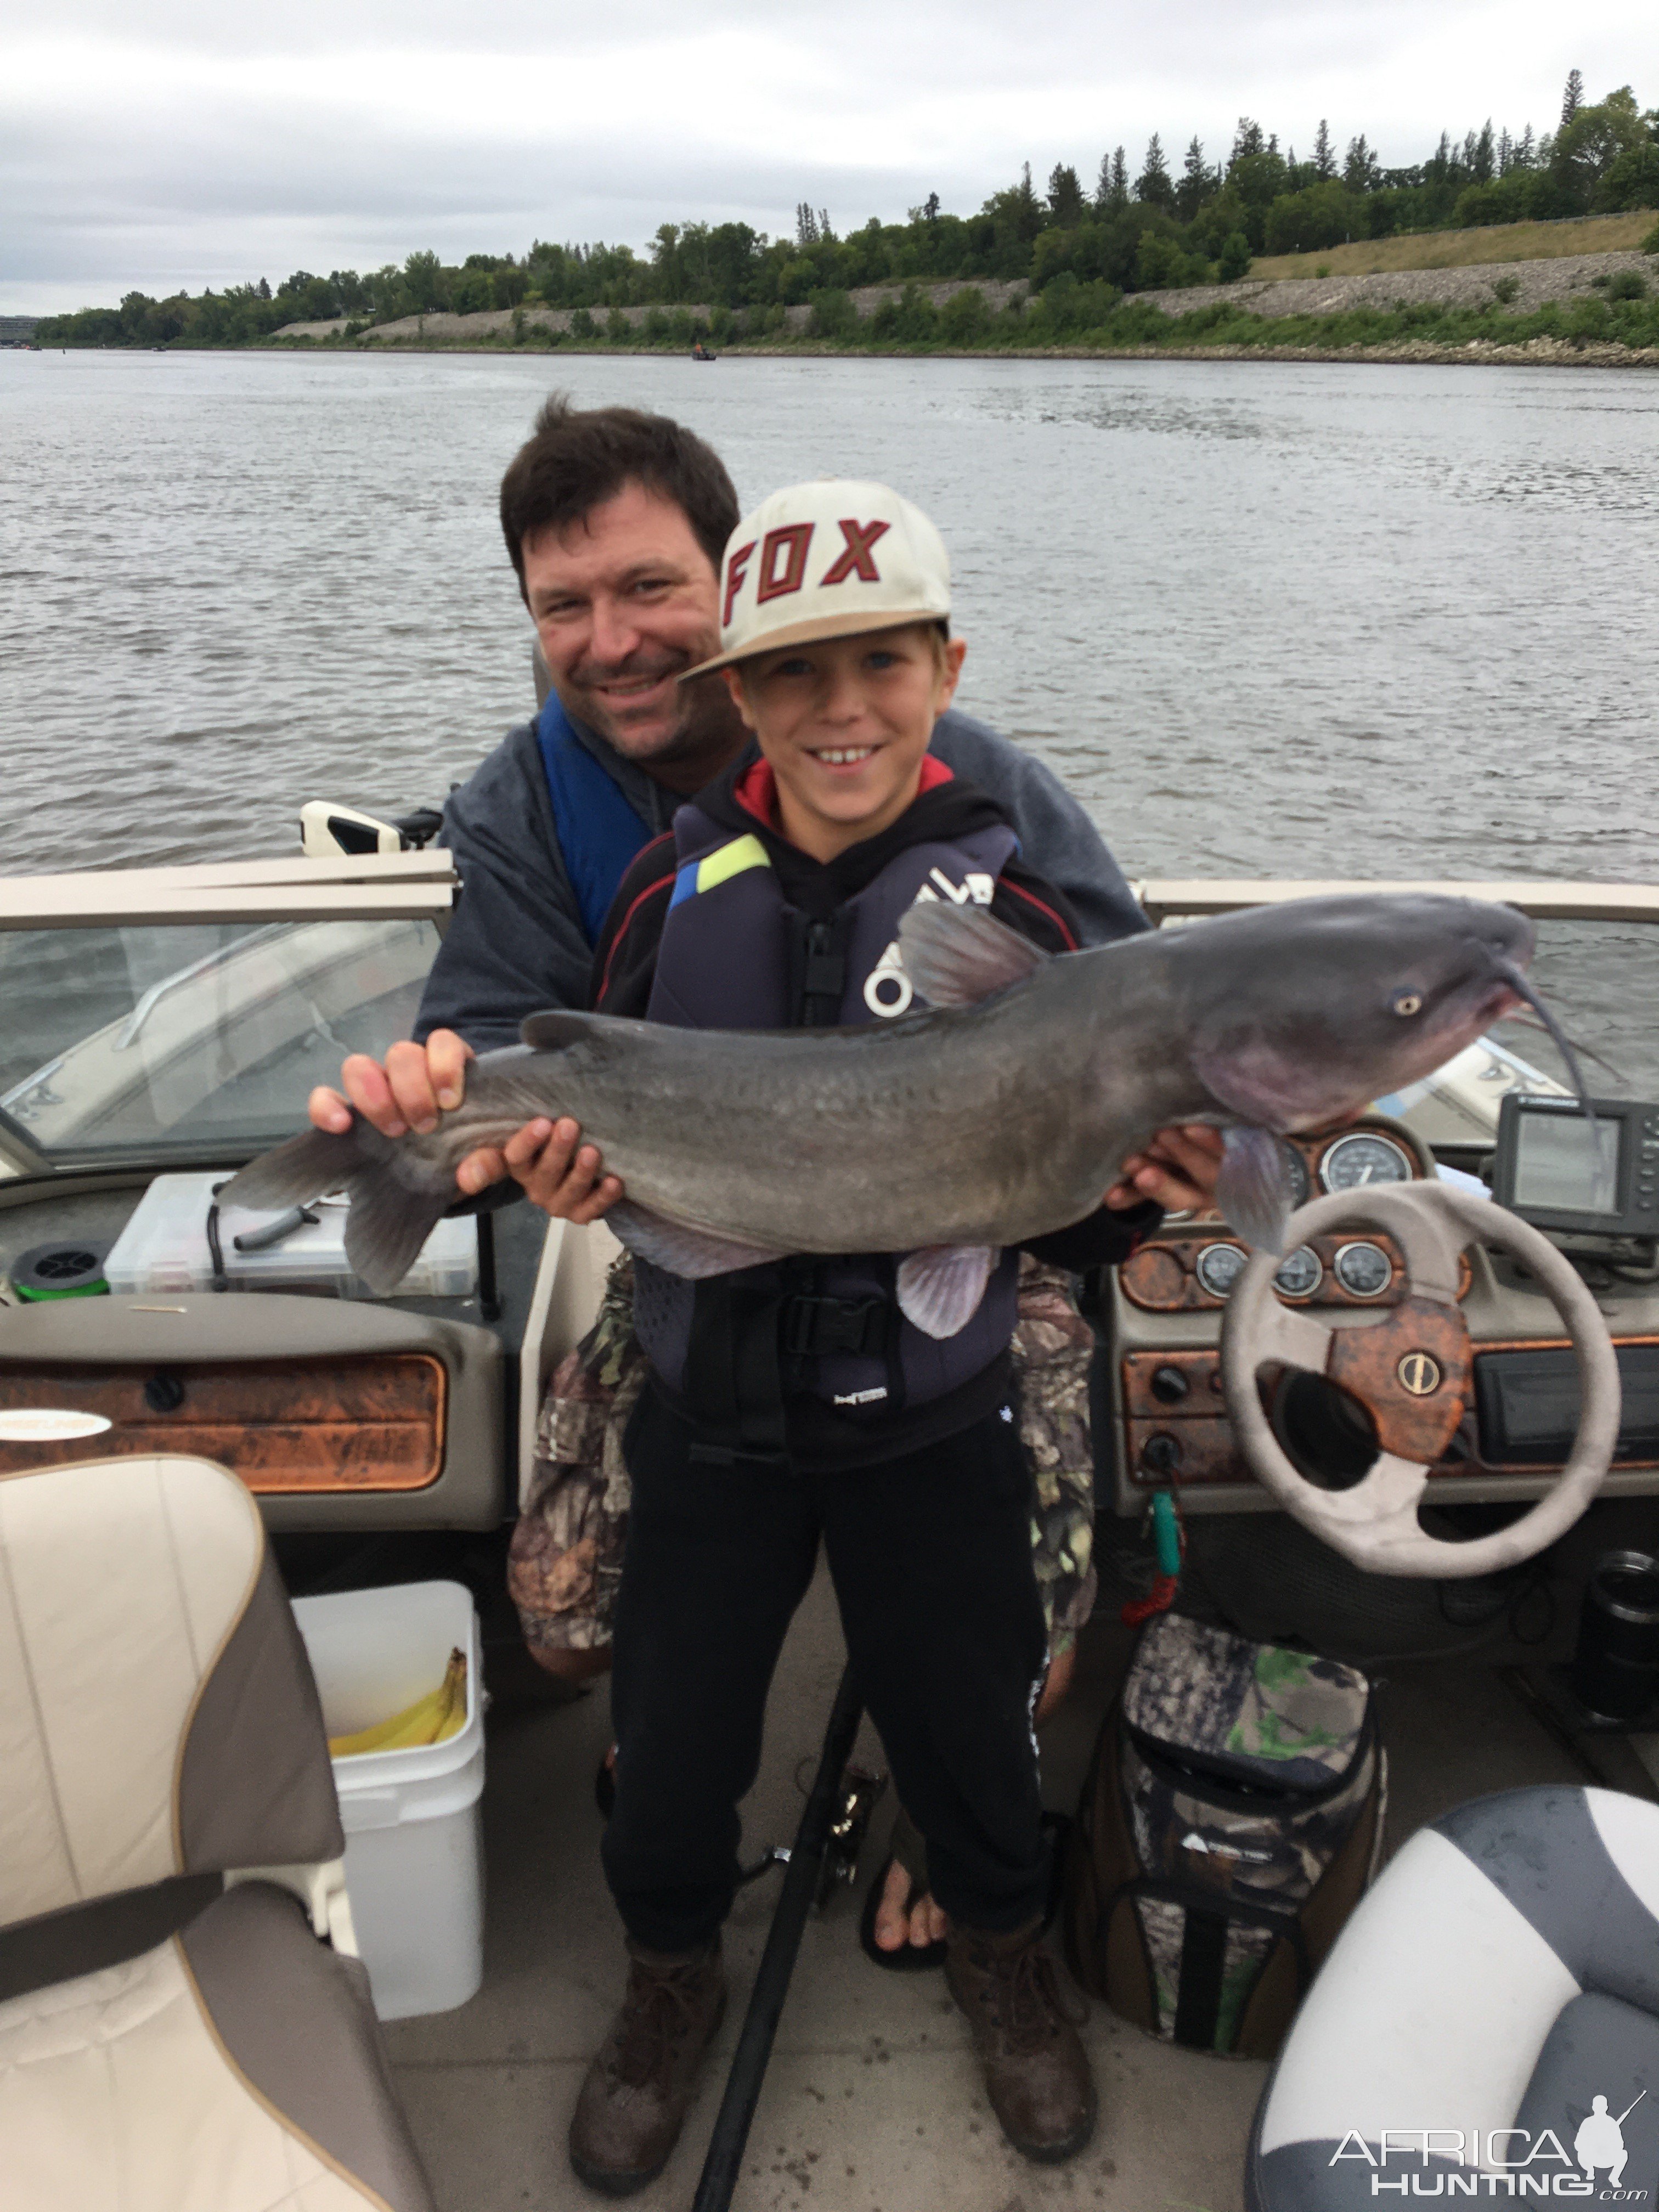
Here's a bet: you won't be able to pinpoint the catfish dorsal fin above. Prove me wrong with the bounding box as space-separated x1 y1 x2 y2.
521 1008 607 1051
897 904 1049 1008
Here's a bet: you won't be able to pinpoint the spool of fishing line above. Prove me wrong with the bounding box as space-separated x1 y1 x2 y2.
9 1241 111 1302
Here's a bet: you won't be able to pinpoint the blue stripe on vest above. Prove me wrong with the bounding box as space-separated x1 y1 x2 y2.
534 696 655 946
668 861 700 911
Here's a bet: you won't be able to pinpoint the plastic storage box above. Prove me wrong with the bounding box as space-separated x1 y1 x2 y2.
103 1171 477 1299
293 1581 486 2020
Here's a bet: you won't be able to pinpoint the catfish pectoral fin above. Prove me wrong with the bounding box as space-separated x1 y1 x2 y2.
606 1200 791 1280
896 1244 998 1339
1216 1125 1297 1254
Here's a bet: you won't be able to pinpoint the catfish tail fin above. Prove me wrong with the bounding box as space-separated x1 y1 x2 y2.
220 1121 451 1297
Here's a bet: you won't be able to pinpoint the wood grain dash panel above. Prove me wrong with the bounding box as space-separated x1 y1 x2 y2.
0 1356 446 1492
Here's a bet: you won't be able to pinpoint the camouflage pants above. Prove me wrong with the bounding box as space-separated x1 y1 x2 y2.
507 1254 1097 1662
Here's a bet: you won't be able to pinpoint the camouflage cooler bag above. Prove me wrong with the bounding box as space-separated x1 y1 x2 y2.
1063 1612 1385 2059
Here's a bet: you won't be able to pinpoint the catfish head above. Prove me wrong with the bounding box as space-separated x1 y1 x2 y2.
1165 893 1583 1252
1172 891 1552 1133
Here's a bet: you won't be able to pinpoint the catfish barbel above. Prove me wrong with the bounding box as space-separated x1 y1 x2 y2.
223 892 1576 1337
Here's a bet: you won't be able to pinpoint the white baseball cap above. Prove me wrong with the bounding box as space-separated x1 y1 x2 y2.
683 478 951 678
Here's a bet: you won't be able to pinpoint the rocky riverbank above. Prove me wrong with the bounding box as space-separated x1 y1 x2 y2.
272 250 1653 349
1133 249 1655 319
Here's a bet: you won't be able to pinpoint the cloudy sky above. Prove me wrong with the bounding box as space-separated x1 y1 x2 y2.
2 0 1649 314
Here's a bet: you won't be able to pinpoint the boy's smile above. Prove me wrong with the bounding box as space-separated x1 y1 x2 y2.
725 624 967 862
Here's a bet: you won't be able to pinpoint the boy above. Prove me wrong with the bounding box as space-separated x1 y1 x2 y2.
569 480 1194 2192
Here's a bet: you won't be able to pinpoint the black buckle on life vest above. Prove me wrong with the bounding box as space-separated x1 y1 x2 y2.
780 1291 890 1361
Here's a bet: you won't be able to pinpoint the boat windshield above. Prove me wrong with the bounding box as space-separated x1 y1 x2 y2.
0 917 441 1167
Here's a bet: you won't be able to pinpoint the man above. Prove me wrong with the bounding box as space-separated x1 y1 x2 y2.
307 393 1221 1967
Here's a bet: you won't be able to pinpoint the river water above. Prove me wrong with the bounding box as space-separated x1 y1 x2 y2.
3 348 1658 1078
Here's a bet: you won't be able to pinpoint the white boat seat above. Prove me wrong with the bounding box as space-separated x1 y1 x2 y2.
0 1454 435 2211
1245 1784 1659 2208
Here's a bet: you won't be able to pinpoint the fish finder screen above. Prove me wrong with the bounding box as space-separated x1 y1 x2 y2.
1512 1113 1621 1218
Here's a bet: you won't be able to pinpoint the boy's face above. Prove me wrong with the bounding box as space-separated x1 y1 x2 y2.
724 625 967 862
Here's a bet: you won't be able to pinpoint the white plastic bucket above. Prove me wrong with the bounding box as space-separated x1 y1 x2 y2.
293 1580 486 2021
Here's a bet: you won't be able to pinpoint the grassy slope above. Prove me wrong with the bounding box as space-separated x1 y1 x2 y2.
1251 211 1657 281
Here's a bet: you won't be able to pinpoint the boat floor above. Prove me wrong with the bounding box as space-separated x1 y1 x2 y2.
383 1502 1659 2212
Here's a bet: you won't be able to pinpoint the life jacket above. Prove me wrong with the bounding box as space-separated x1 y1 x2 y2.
631 776 1023 1452
535 695 656 945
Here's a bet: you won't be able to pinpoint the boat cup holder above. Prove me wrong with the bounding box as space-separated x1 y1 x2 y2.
1570 1549 1659 1721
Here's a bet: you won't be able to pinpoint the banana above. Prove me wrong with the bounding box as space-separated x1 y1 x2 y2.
329 1649 469 1758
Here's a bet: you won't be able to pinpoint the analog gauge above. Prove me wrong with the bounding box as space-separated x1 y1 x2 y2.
1195 1242 1247 1299
1319 1131 1414 1192
1334 1240 1393 1298
1273 1244 1323 1299
1283 1146 1312 1210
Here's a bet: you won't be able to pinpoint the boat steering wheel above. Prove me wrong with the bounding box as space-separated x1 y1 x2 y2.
1219 1180 1621 1578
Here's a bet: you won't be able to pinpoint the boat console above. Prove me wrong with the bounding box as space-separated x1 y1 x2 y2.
1108 1102 1659 1519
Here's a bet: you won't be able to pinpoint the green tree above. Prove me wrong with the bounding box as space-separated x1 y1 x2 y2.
1096 146 1129 212
1264 182 1366 255
1217 232 1252 282
939 285 992 343
1312 119 1336 181
1047 163 1086 226
809 287 856 338
403 250 443 312
1558 87 1652 207
1560 68 1584 132
1175 137 1213 221
1226 141 1290 246
1136 133 1176 212
1342 134 1380 191
1600 140 1659 211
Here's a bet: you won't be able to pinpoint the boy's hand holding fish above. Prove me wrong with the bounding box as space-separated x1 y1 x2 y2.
311 1031 625 1222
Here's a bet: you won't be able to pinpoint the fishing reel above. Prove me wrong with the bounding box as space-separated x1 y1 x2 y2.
736 1763 887 1909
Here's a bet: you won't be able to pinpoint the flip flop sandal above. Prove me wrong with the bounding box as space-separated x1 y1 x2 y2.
859 1806 947 1972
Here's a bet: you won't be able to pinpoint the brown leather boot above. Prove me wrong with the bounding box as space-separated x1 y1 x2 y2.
945 1919 1096 2164
568 1937 727 2196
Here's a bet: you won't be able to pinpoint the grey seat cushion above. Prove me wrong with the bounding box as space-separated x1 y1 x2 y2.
178 1882 435 2212
1515 1991 1659 2197
1246 1786 1659 2212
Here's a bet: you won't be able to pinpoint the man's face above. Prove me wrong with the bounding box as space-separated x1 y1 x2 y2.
522 481 742 787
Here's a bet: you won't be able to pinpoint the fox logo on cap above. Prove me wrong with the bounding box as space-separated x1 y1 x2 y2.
724 516 891 623
690 479 951 678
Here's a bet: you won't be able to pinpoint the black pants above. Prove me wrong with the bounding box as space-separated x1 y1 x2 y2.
602 1389 1050 1955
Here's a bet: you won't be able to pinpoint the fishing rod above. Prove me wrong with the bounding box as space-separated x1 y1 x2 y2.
690 1663 865 2212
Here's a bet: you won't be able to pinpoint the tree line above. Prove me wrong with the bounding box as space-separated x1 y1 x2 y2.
37 72 1658 349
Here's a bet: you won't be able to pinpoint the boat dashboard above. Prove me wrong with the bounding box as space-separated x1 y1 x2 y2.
1108 1107 1659 1516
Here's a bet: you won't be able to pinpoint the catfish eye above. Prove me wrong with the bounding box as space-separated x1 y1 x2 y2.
1392 991 1423 1018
